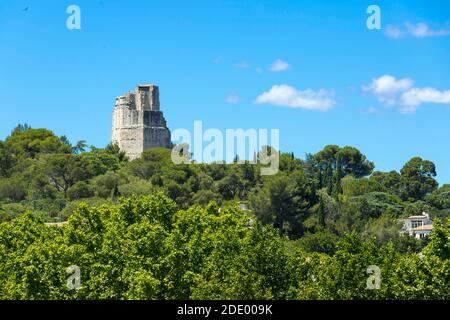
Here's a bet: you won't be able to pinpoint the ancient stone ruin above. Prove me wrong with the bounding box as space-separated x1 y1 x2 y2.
111 84 171 159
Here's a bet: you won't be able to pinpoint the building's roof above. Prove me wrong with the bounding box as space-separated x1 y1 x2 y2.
406 215 429 220
413 224 433 231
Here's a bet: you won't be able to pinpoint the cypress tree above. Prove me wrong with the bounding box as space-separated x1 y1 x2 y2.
318 195 326 228
333 154 343 197
326 163 333 194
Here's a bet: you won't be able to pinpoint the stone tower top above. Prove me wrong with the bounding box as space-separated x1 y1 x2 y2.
115 84 160 111
111 84 171 159
137 84 160 111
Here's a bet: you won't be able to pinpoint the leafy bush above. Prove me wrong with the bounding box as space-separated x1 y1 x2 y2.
67 181 95 200
0 177 27 202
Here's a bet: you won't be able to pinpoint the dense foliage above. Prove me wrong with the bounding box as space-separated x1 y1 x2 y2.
0 125 449 299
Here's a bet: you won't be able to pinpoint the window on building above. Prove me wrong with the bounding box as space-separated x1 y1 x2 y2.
412 220 423 228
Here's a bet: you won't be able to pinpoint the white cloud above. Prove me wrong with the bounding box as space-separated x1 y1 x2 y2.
235 61 250 69
255 84 335 111
269 59 290 72
401 87 450 112
363 75 414 105
225 93 241 104
364 75 450 113
385 22 450 38
364 75 414 95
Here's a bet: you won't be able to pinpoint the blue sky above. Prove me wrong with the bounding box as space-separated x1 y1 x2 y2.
0 0 449 183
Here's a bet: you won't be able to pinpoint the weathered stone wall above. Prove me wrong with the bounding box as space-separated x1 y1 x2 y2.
111 84 171 159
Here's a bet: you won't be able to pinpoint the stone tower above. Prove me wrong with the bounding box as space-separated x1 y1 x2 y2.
111 84 171 159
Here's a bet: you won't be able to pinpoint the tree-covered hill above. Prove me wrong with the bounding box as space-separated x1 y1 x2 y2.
0 124 449 299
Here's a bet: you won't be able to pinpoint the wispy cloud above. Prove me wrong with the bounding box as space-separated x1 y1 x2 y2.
385 22 450 38
364 75 450 113
255 84 335 111
406 22 450 37
235 61 250 69
366 106 379 114
269 59 290 72
225 93 241 104
212 57 223 64
385 25 402 39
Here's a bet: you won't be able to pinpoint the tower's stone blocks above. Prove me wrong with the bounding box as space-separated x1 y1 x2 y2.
111 84 171 159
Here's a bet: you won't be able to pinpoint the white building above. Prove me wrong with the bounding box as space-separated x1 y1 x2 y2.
412 224 434 239
402 212 433 239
